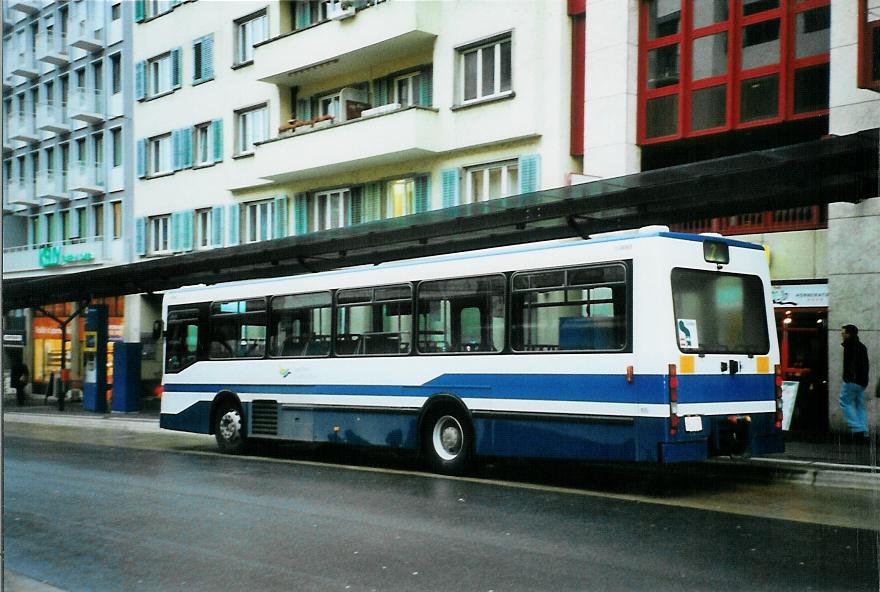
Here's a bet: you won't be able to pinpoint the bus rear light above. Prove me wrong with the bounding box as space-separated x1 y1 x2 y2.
774 364 783 429
154 384 164 398
626 366 634 384
668 364 678 435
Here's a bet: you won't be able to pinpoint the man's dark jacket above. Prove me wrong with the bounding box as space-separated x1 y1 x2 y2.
843 338 869 388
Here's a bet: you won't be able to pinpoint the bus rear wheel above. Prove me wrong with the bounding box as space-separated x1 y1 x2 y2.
214 402 247 454
423 407 472 475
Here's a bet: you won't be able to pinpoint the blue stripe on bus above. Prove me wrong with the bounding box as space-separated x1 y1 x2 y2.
164 373 773 404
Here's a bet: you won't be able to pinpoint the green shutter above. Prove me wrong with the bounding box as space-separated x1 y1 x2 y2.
364 182 383 221
170 212 180 251
227 203 240 246
135 61 145 100
349 186 363 225
373 78 388 106
170 47 181 88
181 127 193 168
294 193 308 235
135 217 146 255
182 210 194 251
273 195 289 238
295 2 310 28
211 205 224 246
518 154 541 194
419 65 433 107
211 119 223 162
134 0 144 22
136 139 147 177
440 168 460 208
171 130 181 171
414 174 430 213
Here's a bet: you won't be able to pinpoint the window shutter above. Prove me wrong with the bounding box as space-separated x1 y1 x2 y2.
170 212 181 251
419 65 433 107
296 98 311 120
414 174 430 213
211 205 224 247
373 78 388 106
273 194 289 238
136 139 147 178
134 0 144 23
135 60 146 100
518 154 541 194
171 130 183 171
182 209 194 251
227 203 240 246
192 39 201 82
203 34 214 79
349 186 363 225
135 217 146 255
181 127 193 168
170 47 181 89
364 182 383 221
440 168 460 208
294 192 308 235
211 118 223 162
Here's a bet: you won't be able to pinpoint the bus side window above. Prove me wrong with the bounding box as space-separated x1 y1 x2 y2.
417 275 505 354
165 308 201 373
209 299 267 359
268 292 332 358
335 285 412 357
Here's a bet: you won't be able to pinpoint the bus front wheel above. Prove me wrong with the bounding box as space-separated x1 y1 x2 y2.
423 407 472 475
214 402 247 454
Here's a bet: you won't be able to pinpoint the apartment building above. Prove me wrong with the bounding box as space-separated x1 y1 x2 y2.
1 0 135 385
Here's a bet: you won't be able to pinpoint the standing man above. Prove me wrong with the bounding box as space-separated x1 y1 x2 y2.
839 324 870 442
10 359 29 406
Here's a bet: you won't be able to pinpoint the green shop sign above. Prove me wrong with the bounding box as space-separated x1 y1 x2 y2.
39 247 95 268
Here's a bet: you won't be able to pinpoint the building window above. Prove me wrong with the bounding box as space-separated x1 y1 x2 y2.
235 104 268 155
45 213 55 246
111 128 122 167
242 200 273 243
464 160 518 203
385 179 414 218
193 122 213 165
148 133 172 176
149 214 171 253
74 207 87 242
93 203 104 237
148 52 172 97
639 0 831 144
193 34 214 83
394 72 421 108
460 35 512 103
859 0 880 91
112 201 122 239
195 208 212 249
310 189 350 231
146 0 173 19
111 53 122 95
235 9 268 65
111 3 121 20
61 210 71 241
30 216 40 247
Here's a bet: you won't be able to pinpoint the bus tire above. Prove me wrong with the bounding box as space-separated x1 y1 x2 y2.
422 406 473 475
214 401 248 454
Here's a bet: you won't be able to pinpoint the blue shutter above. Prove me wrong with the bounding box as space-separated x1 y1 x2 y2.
170 48 181 89
373 78 388 106
273 195 289 238
136 139 147 178
134 0 144 22
440 168 460 208
135 217 146 256
203 34 214 80
135 61 145 100
364 182 383 221
227 203 240 246
211 119 223 162
419 66 433 107
518 154 541 194
296 98 311 120
170 212 180 251
211 205 224 246
171 130 181 171
294 193 308 235
414 174 430 213
181 127 193 168
182 209 194 251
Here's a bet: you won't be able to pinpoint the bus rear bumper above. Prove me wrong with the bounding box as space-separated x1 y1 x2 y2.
159 401 212 434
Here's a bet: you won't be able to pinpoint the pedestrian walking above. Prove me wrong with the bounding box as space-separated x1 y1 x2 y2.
10 361 29 406
839 324 870 442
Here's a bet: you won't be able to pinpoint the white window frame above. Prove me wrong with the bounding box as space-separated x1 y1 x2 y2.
235 104 268 155
384 178 414 219
317 92 340 119
148 52 172 97
242 199 273 243
311 188 350 232
394 72 420 108
464 159 518 204
149 214 171 254
148 133 172 176
193 122 213 166
235 10 268 65
145 0 173 19
195 208 212 249
460 35 513 103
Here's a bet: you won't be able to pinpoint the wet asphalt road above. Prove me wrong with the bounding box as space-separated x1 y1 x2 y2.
4 430 879 592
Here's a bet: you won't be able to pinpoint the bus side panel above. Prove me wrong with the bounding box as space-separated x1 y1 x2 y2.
159 401 213 434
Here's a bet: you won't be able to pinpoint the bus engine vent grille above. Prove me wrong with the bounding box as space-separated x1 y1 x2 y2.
251 400 279 436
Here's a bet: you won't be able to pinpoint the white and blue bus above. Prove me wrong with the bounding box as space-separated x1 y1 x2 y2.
159 226 784 473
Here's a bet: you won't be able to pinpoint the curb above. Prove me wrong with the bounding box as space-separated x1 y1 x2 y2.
4 411 162 433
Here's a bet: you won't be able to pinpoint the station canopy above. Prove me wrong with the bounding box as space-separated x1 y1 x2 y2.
3 128 878 312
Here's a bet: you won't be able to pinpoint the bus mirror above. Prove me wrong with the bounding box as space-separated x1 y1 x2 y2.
152 320 164 340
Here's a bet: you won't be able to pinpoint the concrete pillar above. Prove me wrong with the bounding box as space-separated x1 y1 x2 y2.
69 305 81 381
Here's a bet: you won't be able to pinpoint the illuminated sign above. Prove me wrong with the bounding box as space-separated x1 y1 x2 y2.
39 247 95 268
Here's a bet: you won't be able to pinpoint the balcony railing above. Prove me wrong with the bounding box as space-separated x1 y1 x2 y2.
11 112 40 143
36 169 70 203
70 19 104 52
69 88 104 123
36 30 69 66
37 101 71 134
69 162 104 195
8 179 39 206
11 50 39 78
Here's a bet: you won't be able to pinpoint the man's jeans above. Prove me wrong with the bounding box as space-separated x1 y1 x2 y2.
839 382 868 434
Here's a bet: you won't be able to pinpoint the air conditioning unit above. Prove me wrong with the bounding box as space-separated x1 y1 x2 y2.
327 1 355 20
338 87 370 122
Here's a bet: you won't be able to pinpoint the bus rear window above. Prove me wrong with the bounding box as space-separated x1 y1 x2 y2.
671 269 769 355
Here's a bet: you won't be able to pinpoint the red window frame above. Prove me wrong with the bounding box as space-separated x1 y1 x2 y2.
669 205 826 235
858 0 880 91
638 0 831 145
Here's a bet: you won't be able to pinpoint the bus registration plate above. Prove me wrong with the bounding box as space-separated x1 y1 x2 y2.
684 416 703 432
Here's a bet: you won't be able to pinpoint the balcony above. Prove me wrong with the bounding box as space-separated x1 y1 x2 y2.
37 101 71 134
36 170 70 204
3 238 106 275
69 88 104 124
69 163 104 195
254 0 439 87
11 51 40 79
3 4 14 26
10 0 39 15
8 180 39 207
37 31 69 66
252 106 440 184
70 19 104 52
10 113 41 143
